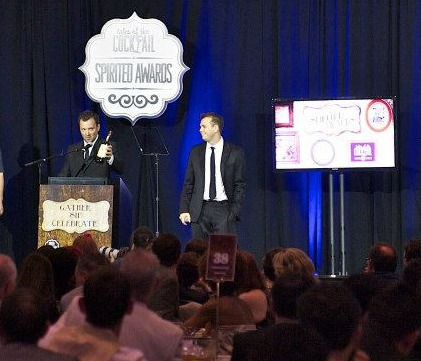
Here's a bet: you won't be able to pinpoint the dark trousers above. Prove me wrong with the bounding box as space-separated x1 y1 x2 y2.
191 200 236 240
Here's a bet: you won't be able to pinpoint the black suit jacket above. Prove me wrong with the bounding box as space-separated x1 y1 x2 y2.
179 141 246 222
58 139 124 178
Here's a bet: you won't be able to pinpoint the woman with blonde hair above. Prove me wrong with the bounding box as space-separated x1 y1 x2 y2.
272 248 316 279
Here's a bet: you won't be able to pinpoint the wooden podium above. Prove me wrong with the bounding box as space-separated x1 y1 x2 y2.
37 177 131 249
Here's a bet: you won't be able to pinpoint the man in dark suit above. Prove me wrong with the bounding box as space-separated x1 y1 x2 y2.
179 112 245 239
58 110 123 178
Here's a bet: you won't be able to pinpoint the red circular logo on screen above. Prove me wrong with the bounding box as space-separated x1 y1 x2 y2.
366 99 393 132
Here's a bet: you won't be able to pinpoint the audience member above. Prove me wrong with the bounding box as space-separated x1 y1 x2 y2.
402 258 421 294
72 232 99 256
149 233 181 321
231 272 316 361
232 323 328 361
184 250 256 335
362 243 400 291
272 247 316 279
17 252 59 322
0 254 16 303
177 252 209 321
403 238 421 266
363 242 397 274
48 247 79 301
261 247 283 292
235 250 268 325
270 272 316 323
177 251 209 304
297 283 366 361
129 226 155 251
43 266 147 361
361 283 421 361
342 273 378 315
60 252 109 312
40 249 183 361
184 238 208 258
0 288 78 361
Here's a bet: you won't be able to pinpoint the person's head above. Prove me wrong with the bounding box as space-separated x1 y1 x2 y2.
271 272 315 321
129 226 154 250
402 259 421 295
199 112 223 144
0 288 49 343
262 247 284 283
342 273 378 315
0 254 17 300
78 110 100 144
365 283 421 356
177 252 200 288
17 252 55 298
72 232 98 256
120 249 160 302
255 323 328 361
234 250 265 293
185 238 208 258
152 233 181 267
364 243 397 274
297 283 362 353
48 247 78 299
79 266 131 330
273 248 316 279
404 238 421 266
74 252 110 287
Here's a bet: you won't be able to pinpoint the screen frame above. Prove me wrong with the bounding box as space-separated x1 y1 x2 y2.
272 96 398 172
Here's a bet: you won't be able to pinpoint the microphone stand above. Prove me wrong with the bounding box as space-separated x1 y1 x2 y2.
24 148 79 184
131 124 169 237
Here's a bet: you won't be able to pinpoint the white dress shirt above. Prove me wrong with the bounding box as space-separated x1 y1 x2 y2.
203 137 227 201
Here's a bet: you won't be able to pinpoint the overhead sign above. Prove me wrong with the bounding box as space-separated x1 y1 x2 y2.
79 12 189 125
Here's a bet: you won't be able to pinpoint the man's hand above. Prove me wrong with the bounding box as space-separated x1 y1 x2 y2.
0 200 3 216
179 213 191 225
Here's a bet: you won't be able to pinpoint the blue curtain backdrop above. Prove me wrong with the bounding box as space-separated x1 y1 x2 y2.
0 0 419 273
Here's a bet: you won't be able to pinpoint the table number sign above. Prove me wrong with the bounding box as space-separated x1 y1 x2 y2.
205 234 237 282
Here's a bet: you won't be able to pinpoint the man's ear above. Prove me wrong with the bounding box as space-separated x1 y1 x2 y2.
78 297 87 315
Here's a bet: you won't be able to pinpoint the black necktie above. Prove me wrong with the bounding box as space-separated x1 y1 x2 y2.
209 147 216 200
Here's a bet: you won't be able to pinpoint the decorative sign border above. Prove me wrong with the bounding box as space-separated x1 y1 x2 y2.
79 12 189 124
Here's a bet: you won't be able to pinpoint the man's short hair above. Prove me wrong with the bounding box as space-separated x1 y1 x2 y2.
120 249 160 302
78 110 99 125
200 112 224 132
83 266 131 328
367 243 397 273
404 238 421 263
366 283 421 341
0 288 49 343
130 226 154 249
152 233 181 267
297 283 361 351
76 252 109 275
185 238 208 258
271 272 315 319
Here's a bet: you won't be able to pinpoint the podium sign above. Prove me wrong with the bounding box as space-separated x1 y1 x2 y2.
38 184 113 248
205 234 237 282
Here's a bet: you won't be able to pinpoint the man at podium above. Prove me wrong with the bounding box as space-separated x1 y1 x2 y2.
58 110 124 178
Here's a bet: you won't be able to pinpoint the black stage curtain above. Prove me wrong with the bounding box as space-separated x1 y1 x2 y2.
0 0 420 274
